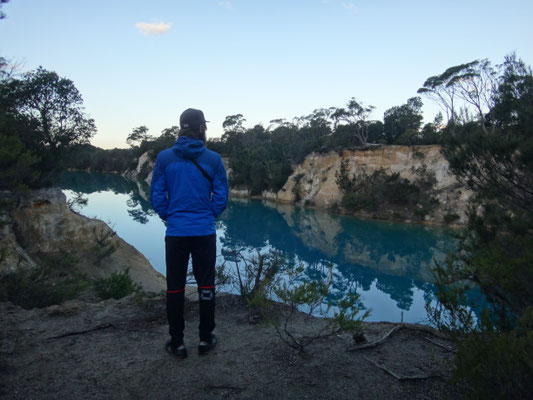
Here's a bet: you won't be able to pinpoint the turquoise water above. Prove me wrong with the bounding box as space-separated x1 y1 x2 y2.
57 171 458 324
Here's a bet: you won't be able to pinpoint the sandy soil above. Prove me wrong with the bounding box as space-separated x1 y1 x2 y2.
0 293 458 400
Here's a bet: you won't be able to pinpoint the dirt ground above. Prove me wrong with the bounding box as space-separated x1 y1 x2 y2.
0 292 458 400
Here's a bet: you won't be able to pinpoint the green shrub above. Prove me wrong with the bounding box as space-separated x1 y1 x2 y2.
453 327 533 399
271 264 369 351
92 226 119 264
0 258 90 309
335 161 438 220
93 267 142 300
292 173 304 202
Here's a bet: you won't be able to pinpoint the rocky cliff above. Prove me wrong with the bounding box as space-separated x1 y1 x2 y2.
270 145 470 225
131 145 468 225
0 188 165 292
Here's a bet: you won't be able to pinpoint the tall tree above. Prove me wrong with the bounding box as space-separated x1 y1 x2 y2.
331 98 374 146
383 97 423 144
222 114 246 133
126 125 152 147
429 54 533 399
492 53 533 134
4 67 96 155
418 59 499 133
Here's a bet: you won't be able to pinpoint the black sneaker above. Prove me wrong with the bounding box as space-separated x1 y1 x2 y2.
165 339 188 359
198 334 217 355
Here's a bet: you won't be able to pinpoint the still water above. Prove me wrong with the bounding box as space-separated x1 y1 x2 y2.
57 171 457 324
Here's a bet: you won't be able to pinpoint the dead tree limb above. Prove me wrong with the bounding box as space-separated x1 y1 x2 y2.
348 323 451 351
423 336 457 353
363 356 444 381
47 323 117 339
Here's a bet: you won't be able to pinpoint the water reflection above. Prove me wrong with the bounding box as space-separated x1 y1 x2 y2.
57 171 459 323
219 199 454 318
56 171 155 224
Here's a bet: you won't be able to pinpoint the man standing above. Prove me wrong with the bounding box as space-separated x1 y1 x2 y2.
150 108 229 358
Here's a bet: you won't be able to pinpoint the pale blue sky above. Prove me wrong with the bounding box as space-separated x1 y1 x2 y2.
2 0 532 148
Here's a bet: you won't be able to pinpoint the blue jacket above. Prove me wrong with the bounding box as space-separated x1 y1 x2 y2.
150 136 229 237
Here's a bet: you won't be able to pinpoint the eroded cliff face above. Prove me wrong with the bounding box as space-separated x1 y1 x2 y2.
272 145 470 225
1 188 165 292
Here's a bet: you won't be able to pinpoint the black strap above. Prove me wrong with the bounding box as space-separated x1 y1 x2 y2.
191 158 213 184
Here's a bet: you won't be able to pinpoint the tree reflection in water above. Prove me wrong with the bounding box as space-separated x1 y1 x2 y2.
57 171 155 224
57 172 469 323
219 198 459 321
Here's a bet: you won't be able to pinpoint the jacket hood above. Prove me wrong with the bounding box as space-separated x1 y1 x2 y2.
172 136 206 159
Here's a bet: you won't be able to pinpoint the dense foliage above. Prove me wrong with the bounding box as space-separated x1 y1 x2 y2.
423 54 533 398
212 96 443 195
0 62 96 189
335 160 438 222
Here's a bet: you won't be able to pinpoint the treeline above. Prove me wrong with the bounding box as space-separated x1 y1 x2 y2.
206 95 445 194
61 93 441 184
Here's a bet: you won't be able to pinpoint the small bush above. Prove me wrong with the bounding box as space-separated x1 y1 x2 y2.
335 161 438 220
292 173 304 202
0 258 90 309
93 267 142 300
271 265 369 351
453 330 533 399
331 292 371 342
228 250 282 303
92 226 119 264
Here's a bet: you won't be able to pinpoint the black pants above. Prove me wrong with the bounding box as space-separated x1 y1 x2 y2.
165 234 216 344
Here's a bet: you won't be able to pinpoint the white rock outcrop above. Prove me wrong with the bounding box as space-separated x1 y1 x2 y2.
277 145 470 224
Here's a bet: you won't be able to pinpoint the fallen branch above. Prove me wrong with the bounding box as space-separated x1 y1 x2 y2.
47 323 117 339
348 324 401 350
47 322 166 339
423 336 457 353
363 356 444 381
348 323 450 351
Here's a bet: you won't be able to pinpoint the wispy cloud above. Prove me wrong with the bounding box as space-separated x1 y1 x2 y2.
341 2 358 13
218 1 232 9
135 21 172 36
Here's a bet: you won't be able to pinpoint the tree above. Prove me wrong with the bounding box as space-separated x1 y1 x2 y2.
492 52 533 134
0 66 97 186
383 97 423 144
221 114 247 156
0 114 42 190
366 120 384 144
4 67 96 155
418 60 499 133
417 64 463 125
331 98 375 146
428 54 533 398
222 114 246 133
126 125 152 148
